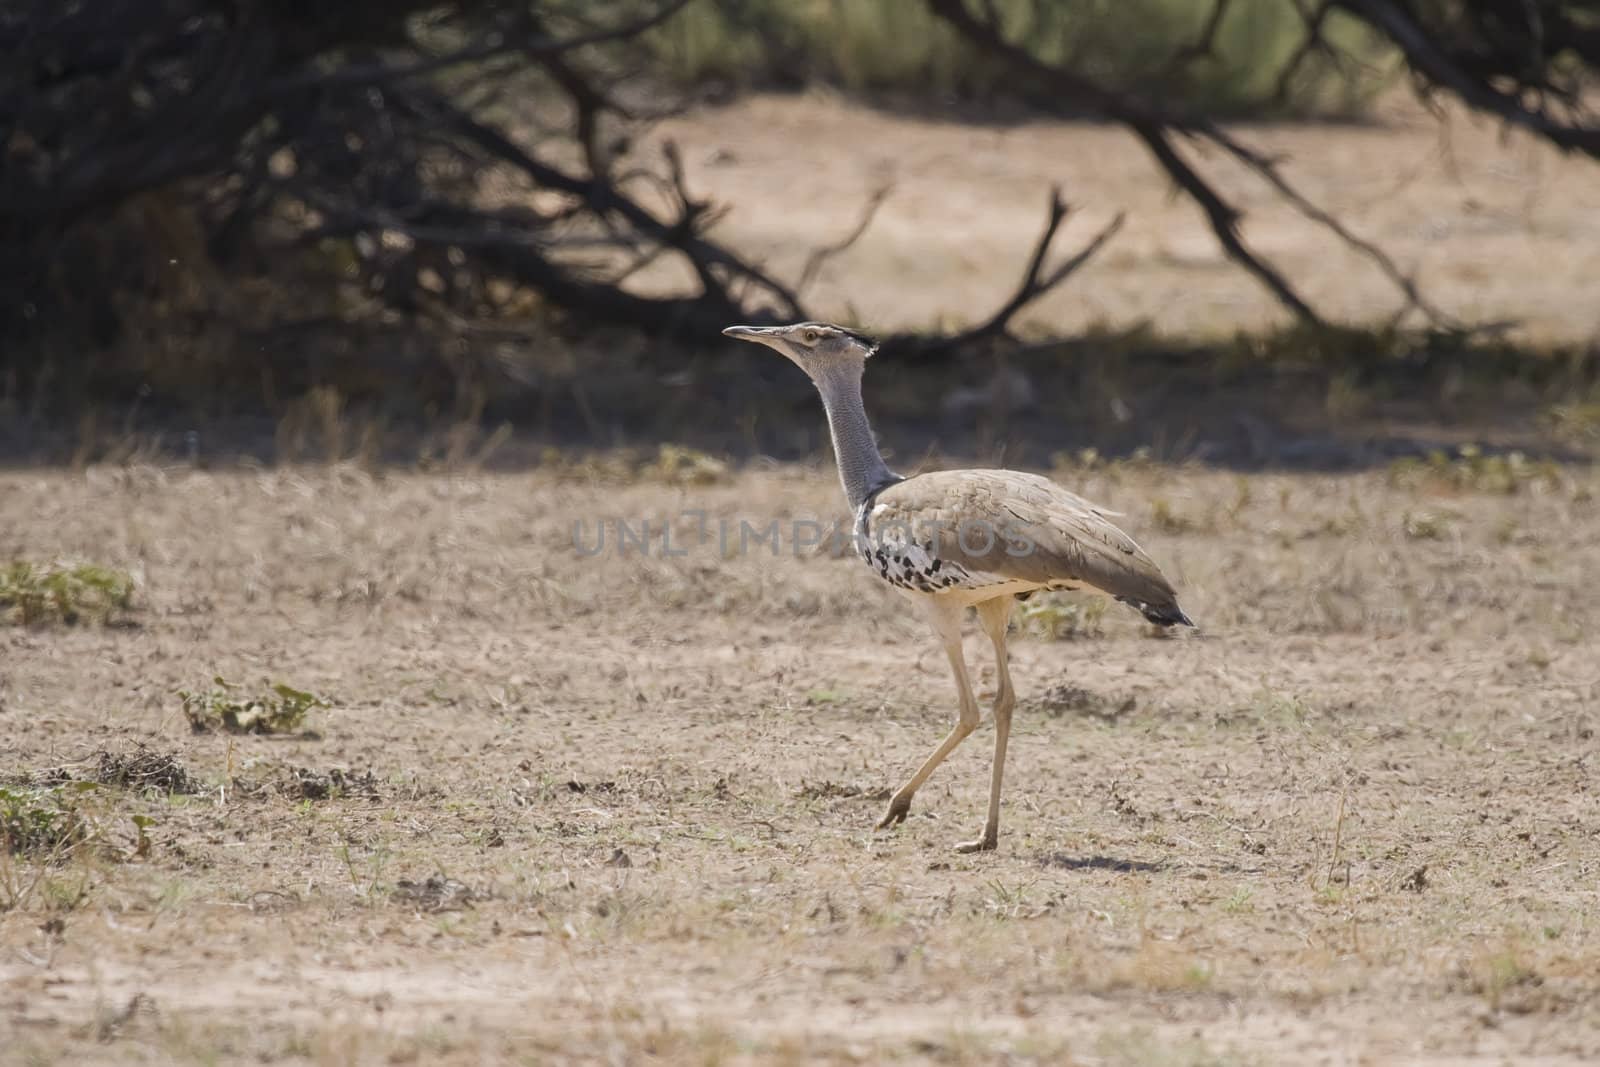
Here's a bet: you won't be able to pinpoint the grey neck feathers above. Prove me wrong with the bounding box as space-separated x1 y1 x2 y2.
812 363 897 511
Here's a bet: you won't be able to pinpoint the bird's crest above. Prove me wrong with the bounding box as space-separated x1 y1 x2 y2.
807 322 879 357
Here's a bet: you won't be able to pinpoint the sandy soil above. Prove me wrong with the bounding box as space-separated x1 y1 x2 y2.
3 455 1598 1064
643 93 1600 340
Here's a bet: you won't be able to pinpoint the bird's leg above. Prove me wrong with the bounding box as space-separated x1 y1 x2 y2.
877 598 978 831
956 597 1017 854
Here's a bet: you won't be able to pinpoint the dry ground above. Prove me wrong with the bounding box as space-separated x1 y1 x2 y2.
643 93 1600 340
2 455 1598 1065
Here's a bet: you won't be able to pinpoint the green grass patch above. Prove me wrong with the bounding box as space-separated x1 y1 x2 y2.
0 785 92 858
651 0 1389 117
0 561 134 626
180 677 331 735
1018 592 1107 640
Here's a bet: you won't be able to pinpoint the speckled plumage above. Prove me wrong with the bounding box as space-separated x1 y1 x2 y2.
852 504 968 594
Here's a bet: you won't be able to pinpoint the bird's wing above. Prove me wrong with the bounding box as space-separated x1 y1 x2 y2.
867 469 1183 612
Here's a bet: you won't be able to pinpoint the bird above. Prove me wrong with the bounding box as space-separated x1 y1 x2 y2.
723 321 1193 853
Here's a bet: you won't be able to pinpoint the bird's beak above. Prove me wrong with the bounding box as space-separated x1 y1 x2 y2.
722 325 779 345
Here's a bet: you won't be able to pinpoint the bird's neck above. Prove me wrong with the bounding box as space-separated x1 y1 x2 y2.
813 363 896 512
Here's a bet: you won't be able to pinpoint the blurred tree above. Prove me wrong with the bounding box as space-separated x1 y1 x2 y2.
925 0 1600 330
0 0 803 409
3 0 1600 414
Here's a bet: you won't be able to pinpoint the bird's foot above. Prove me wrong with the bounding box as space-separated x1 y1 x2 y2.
953 832 997 854
876 793 912 830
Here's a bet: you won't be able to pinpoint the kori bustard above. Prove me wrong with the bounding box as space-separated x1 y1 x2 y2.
724 321 1193 853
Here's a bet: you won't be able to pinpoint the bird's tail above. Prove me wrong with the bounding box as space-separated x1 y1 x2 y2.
1117 596 1195 628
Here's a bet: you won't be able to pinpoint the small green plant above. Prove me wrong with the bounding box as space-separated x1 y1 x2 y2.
180 677 330 735
338 842 393 903
979 878 1038 920
1018 593 1107 640
0 561 134 625
1222 887 1255 914
0 786 91 858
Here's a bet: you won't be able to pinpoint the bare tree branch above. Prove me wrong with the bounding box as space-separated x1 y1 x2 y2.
926 0 1324 326
1336 0 1600 157
928 0 1478 331
1131 122 1322 325
882 188 1125 357
968 192 1124 344
796 184 893 295
1195 124 1455 326
403 88 805 321
1273 0 1342 106
1167 0 1234 71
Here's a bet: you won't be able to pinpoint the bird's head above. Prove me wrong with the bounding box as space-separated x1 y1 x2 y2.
721 321 878 381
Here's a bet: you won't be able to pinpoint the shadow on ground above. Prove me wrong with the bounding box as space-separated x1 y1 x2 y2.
2 327 1594 472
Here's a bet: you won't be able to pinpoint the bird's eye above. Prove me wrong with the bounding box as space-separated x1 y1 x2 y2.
803 330 820 343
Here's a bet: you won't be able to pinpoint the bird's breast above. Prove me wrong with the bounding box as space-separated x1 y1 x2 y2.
857 537 967 594
853 501 1014 596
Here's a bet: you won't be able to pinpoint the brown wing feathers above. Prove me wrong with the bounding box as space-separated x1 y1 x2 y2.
870 470 1192 625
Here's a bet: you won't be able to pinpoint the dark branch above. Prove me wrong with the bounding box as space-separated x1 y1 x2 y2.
1168 0 1234 70
1195 124 1453 326
796 184 893 295
883 188 1124 357
1130 122 1321 325
1336 0 1600 158
404 88 805 321
962 191 1123 345
926 0 1324 326
1273 0 1341 106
